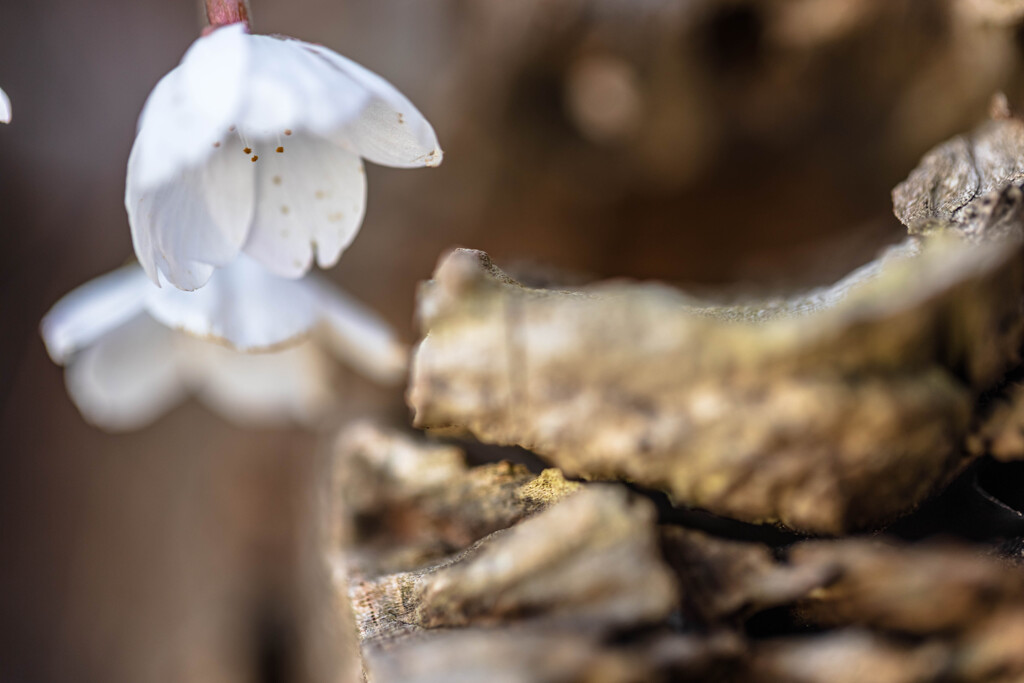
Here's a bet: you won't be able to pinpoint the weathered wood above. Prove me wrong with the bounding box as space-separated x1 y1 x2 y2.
327 427 1024 682
406 110 1024 533
748 631 949 683
791 539 1024 634
406 247 1015 533
968 381 1024 461
361 628 745 683
330 422 581 574
331 108 1024 679
892 112 1024 237
660 528 837 626
342 485 677 645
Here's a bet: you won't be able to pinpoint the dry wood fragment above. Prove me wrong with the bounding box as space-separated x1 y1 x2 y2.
331 422 580 573
405 243 1003 532
764 539 1024 682
892 111 1024 240
362 629 617 683
342 484 677 647
951 608 1024 682
747 630 949 683
328 427 749 682
407 111 1024 533
333 111 1024 679
968 382 1024 461
790 539 1024 634
958 0 1024 24
362 628 745 683
327 428 1024 681
660 528 837 626
414 485 677 631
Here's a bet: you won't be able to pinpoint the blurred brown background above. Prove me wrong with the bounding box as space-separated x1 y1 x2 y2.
2 0 1024 681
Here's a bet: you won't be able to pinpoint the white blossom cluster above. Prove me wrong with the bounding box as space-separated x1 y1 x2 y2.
38 13 442 430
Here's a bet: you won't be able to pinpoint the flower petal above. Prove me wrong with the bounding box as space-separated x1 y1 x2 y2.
144 255 320 351
126 140 256 290
129 25 249 190
65 315 186 431
312 278 408 385
304 45 443 168
244 137 366 277
239 35 370 138
41 265 152 364
179 336 335 427
0 86 10 124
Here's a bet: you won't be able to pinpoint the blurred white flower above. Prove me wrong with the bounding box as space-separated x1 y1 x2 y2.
127 23 442 291
0 86 10 123
40 259 406 431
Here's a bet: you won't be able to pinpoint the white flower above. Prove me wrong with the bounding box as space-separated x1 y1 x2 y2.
0 86 10 123
41 258 406 431
126 23 442 291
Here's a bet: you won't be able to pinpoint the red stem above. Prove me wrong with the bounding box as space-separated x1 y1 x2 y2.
205 0 251 31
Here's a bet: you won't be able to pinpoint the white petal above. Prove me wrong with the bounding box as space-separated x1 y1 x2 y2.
126 141 256 290
65 315 186 432
244 136 366 277
238 35 370 139
0 86 10 124
179 24 249 124
41 265 153 364
129 25 249 190
145 255 320 350
312 278 408 385
305 45 442 168
179 336 335 427
129 69 211 191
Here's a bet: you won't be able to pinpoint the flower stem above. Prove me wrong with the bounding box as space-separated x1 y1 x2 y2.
205 0 251 31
